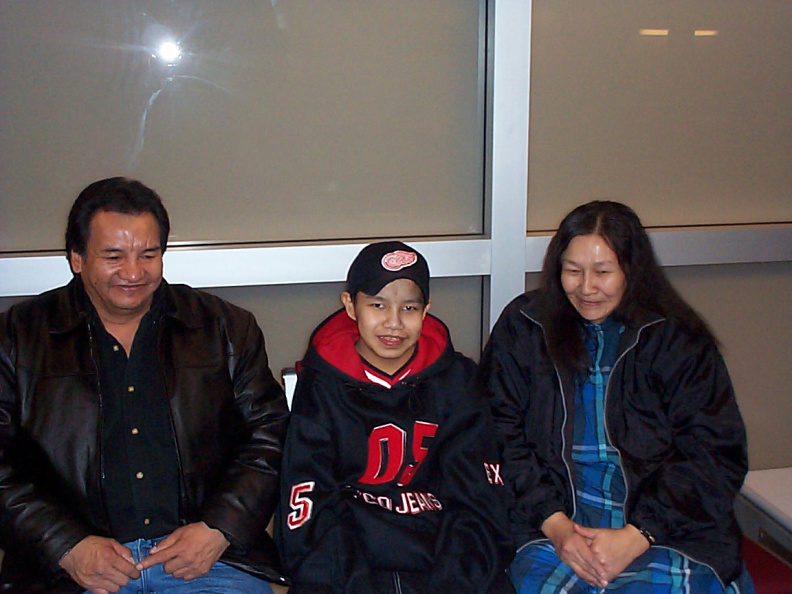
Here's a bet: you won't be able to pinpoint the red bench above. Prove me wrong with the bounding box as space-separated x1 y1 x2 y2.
743 537 792 594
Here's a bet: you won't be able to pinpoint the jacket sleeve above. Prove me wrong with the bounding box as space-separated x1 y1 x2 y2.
623 326 748 549
477 299 571 537
0 310 90 573
199 310 290 551
275 369 373 594
427 367 515 593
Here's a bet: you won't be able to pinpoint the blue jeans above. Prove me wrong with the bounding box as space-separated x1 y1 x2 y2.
87 536 275 594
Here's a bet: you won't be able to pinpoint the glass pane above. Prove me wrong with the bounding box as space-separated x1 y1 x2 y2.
528 0 792 230
0 1 485 253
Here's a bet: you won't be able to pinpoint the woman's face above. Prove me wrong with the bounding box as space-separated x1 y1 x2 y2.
560 233 627 324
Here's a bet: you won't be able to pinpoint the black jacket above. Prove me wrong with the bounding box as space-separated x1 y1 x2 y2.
0 279 290 592
477 290 748 585
277 310 514 593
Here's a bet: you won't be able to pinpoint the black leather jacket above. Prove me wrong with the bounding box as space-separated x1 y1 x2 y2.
478 290 749 585
0 279 290 592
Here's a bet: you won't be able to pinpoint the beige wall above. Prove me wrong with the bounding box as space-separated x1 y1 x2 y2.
528 0 792 230
666 261 792 471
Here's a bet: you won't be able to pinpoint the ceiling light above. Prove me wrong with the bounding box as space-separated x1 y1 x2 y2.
639 29 669 36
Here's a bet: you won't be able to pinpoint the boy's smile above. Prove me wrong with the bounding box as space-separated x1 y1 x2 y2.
341 278 430 376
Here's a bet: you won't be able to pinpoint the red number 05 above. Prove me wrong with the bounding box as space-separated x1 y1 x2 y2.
359 421 438 486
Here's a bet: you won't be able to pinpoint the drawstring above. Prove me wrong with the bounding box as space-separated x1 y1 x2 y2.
404 382 421 414
344 379 422 413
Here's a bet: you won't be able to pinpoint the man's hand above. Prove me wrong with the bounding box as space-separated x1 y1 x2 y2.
58 535 140 594
573 524 650 584
541 512 608 588
136 522 230 581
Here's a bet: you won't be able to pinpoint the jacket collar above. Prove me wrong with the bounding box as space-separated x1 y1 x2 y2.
517 289 550 327
518 288 663 334
48 278 91 334
156 281 203 330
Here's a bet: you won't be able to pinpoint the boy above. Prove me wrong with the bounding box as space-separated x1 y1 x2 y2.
277 241 513 593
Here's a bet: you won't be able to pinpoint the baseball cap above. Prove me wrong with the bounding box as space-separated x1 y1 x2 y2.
346 241 430 302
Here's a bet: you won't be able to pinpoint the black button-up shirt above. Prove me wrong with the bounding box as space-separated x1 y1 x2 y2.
92 295 180 543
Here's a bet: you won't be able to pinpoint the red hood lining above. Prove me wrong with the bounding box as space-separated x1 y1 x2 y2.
309 309 448 384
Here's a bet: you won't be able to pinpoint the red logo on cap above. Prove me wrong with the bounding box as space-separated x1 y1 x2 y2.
381 250 417 272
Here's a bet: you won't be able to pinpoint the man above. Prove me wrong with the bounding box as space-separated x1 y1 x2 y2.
0 177 290 593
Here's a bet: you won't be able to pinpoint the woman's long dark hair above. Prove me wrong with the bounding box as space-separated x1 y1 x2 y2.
539 200 716 372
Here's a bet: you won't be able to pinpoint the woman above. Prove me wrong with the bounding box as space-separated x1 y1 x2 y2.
478 201 753 593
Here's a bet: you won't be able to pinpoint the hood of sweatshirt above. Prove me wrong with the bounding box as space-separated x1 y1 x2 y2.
301 308 452 388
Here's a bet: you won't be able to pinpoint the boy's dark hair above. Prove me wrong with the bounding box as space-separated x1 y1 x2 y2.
65 177 170 258
346 241 430 303
539 200 716 372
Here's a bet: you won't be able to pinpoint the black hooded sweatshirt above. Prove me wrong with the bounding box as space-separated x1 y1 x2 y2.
277 309 514 593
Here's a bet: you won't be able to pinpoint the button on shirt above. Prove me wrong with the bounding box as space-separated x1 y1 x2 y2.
94 301 180 542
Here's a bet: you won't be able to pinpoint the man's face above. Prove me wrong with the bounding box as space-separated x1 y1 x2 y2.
341 278 430 376
69 210 163 324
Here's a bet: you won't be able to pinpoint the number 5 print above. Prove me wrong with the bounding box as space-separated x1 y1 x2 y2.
287 481 315 529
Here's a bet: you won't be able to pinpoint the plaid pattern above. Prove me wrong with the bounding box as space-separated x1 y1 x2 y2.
571 318 625 530
511 541 750 593
509 319 752 593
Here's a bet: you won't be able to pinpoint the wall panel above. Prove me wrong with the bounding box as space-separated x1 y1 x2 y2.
528 0 792 230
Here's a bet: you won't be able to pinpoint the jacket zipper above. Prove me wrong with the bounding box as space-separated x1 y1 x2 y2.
521 312 577 528
392 571 403 594
601 318 658 520
86 321 115 533
155 318 188 524
602 319 728 590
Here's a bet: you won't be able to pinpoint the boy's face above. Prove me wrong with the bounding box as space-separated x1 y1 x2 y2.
341 278 430 376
